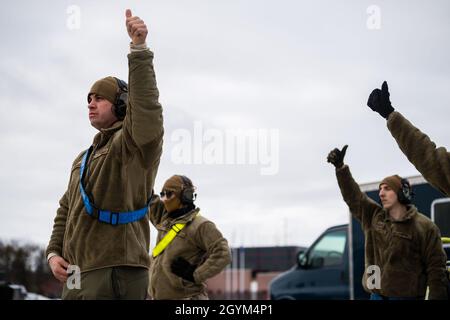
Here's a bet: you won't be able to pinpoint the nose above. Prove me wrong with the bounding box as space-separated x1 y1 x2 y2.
87 96 96 109
88 101 95 109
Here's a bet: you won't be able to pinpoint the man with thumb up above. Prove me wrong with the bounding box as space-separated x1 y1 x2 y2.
327 145 447 300
46 9 163 299
367 81 450 197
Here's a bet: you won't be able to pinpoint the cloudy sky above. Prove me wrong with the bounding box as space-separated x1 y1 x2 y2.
1 0 449 251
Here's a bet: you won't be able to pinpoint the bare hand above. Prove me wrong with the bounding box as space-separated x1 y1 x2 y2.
125 9 148 45
49 255 70 283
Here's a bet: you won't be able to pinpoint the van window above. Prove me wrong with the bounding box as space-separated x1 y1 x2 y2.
308 229 346 268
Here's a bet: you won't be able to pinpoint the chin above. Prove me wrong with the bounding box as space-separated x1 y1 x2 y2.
90 121 101 130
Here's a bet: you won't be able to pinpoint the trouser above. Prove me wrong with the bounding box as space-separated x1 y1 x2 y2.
62 266 148 300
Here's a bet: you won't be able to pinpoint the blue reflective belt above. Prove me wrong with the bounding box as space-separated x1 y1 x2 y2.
79 146 151 225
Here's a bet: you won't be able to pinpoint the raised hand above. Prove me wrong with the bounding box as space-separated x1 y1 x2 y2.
327 145 348 169
367 81 394 119
125 9 148 45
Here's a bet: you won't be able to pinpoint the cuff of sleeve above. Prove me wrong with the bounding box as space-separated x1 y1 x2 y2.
386 110 401 127
193 269 203 284
336 164 348 173
47 252 59 262
130 42 149 52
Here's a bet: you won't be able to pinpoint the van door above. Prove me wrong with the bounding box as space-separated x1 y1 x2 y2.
298 228 349 299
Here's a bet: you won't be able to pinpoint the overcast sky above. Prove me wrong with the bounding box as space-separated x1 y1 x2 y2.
1 0 449 251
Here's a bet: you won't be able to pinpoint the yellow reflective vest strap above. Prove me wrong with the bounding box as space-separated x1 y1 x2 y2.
152 212 200 258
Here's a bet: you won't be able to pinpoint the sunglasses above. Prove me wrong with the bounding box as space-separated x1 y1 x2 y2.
160 190 175 198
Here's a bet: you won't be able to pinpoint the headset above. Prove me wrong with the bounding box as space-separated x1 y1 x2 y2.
113 77 128 120
398 178 414 205
178 175 197 205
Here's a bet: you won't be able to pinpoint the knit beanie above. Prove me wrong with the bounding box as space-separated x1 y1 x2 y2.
162 175 186 199
379 175 402 193
87 76 119 105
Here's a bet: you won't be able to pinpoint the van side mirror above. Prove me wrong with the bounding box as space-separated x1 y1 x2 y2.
297 250 307 268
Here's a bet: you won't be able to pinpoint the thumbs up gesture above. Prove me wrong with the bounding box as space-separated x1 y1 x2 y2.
125 9 148 45
367 81 395 119
327 145 348 169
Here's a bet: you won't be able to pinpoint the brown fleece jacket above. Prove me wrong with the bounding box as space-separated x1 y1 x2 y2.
336 165 448 299
46 49 163 272
148 196 231 299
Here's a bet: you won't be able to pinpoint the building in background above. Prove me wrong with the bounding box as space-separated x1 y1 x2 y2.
206 246 305 299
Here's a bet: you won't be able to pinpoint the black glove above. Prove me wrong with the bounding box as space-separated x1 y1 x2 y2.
327 145 348 169
367 81 394 119
171 257 196 283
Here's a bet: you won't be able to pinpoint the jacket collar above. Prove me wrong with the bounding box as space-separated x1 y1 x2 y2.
159 207 200 230
171 207 200 224
384 204 417 222
93 121 123 147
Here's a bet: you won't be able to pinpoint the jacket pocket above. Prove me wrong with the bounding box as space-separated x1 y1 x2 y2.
391 231 420 271
92 147 110 161
392 231 412 240
391 230 414 253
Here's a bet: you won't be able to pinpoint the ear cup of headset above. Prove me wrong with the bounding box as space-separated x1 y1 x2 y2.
114 92 127 120
113 78 128 120
182 188 195 204
179 175 196 205
398 178 413 205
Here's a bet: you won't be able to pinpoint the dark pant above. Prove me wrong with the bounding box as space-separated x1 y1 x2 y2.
62 266 148 300
370 293 420 300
